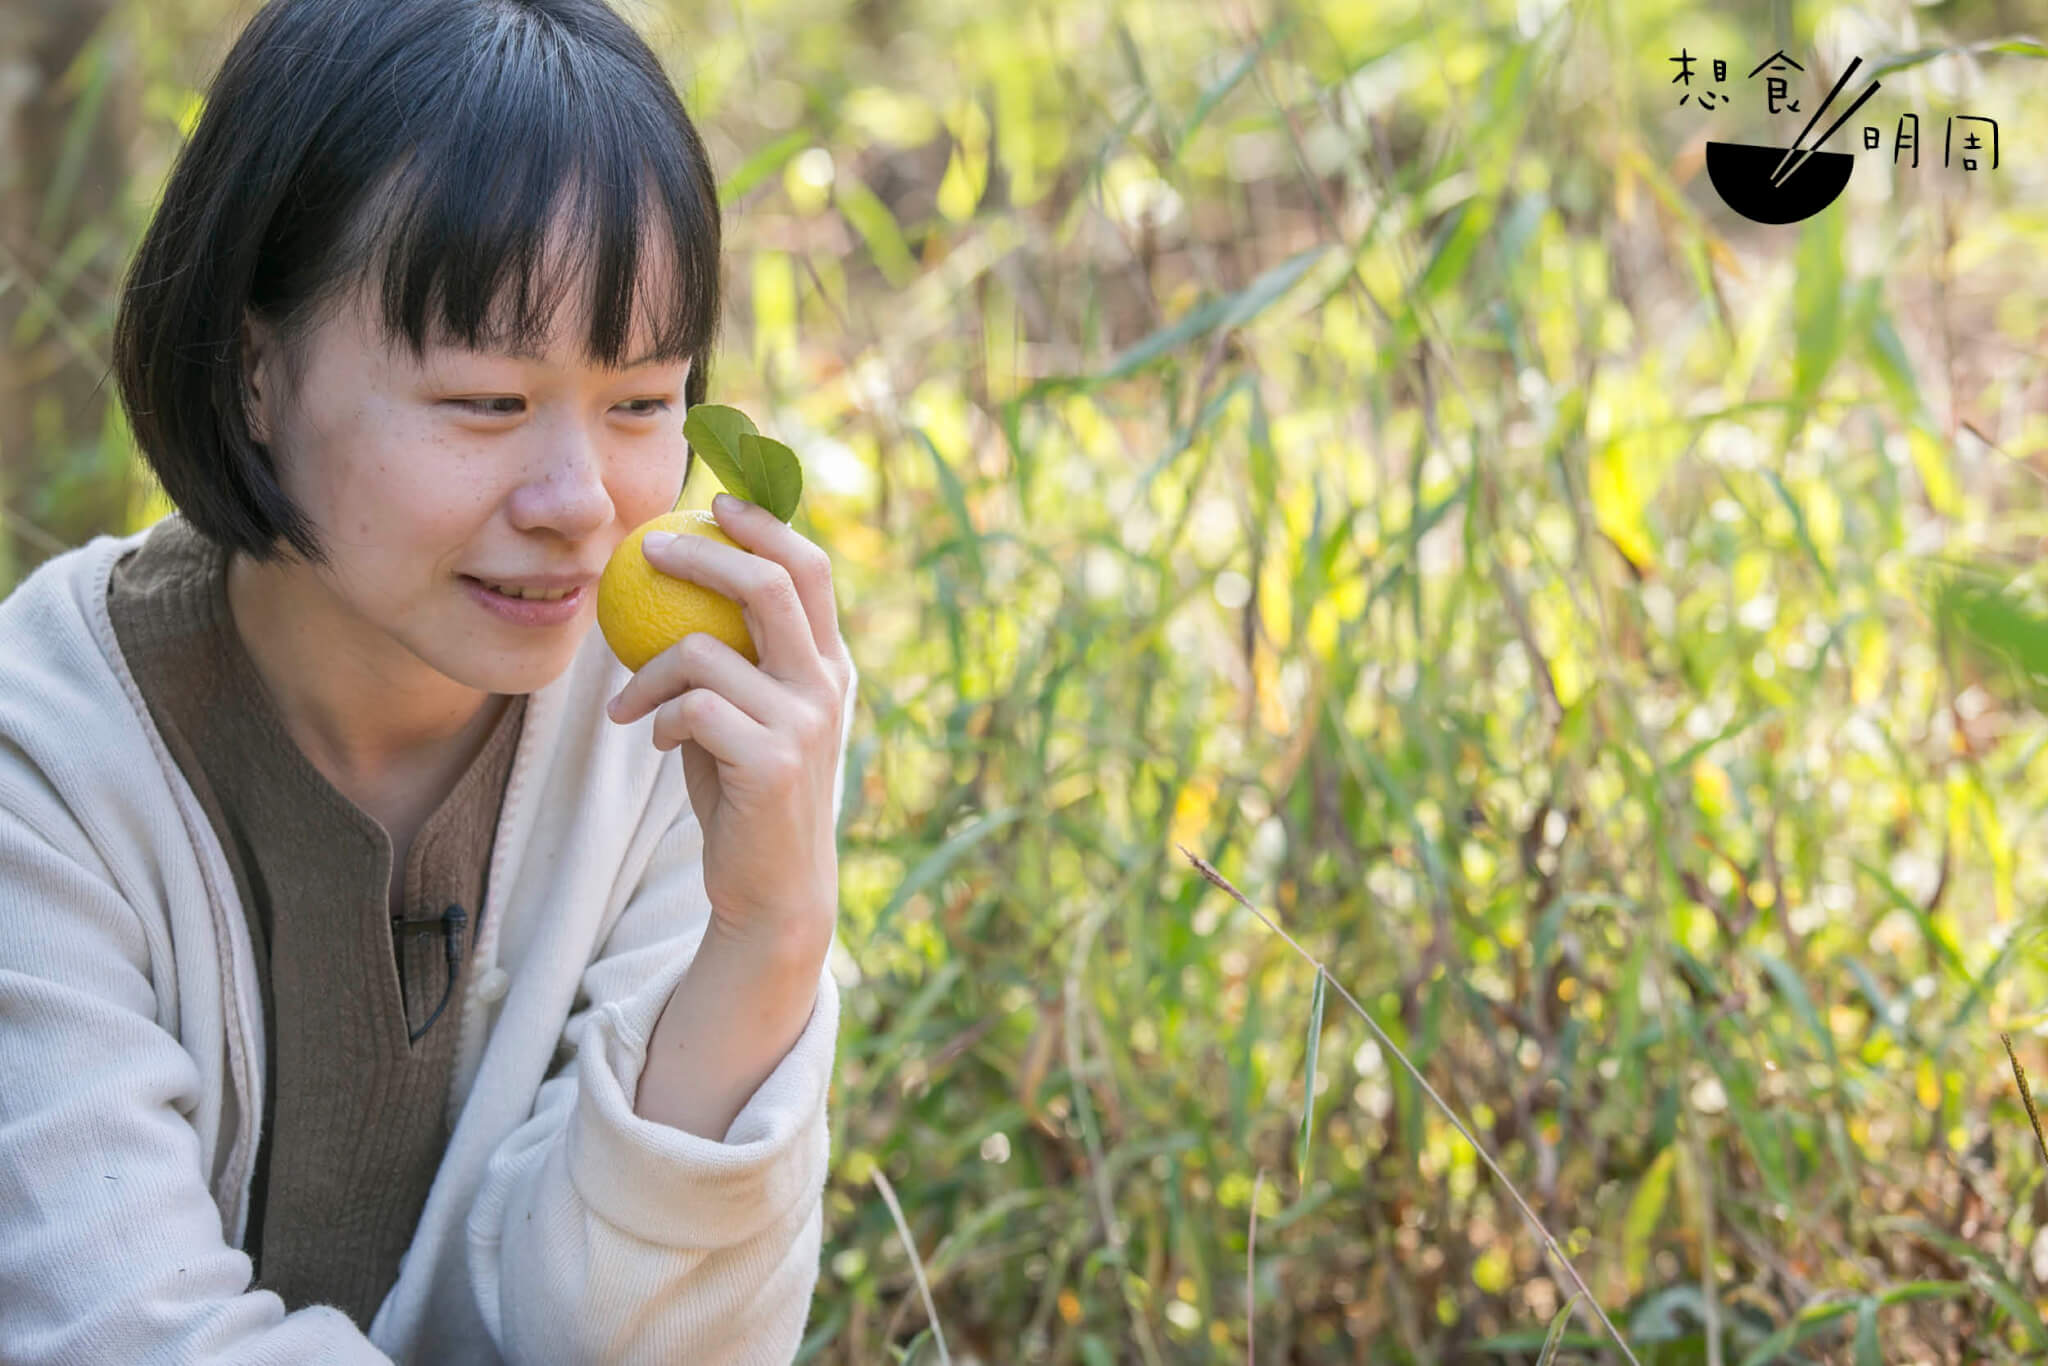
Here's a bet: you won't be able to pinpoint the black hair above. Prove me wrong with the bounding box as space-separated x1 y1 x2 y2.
111 0 721 570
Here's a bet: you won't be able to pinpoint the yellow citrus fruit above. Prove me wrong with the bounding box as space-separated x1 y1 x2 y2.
596 509 757 672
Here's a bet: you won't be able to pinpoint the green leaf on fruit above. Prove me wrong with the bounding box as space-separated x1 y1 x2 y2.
683 403 804 522
733 433 803 521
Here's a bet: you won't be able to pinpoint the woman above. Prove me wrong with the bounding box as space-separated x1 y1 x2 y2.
0 0 857 1361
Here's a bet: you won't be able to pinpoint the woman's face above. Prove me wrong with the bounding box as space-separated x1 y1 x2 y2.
233 262 692 770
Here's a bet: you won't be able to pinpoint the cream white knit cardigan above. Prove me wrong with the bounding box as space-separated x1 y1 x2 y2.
0 520 856 1363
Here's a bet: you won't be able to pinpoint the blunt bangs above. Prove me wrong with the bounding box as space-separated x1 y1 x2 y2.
358 15 720 378
112 0 722 570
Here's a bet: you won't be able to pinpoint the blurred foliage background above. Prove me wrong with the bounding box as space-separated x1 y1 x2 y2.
5 0 2048 1360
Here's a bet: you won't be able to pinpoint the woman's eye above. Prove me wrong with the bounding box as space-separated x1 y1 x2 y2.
456 397 524 417
451 397 670 417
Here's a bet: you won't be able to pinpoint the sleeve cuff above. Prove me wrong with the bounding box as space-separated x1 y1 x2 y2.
563 953 839 1251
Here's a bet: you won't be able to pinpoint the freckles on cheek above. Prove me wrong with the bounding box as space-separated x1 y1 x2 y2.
397 424 480 509
349 436 475 561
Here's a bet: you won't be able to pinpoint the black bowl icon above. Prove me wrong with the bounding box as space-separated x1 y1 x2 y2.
1706 141 1855 225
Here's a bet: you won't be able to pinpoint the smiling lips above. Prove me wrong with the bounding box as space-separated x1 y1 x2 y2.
461 576 589 624
465 573 596 600
478 581 581 601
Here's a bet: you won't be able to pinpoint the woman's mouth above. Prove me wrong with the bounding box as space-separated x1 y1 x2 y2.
461 575 588 625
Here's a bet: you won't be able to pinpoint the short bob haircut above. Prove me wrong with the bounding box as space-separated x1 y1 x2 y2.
111 0 722 571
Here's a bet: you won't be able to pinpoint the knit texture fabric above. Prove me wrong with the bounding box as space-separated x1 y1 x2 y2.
107 513 524 1323
0 512 855 1364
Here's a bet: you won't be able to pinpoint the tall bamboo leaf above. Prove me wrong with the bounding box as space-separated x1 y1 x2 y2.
1853 1299 1879 1366
1297 970 1326 1184
1172 20 1296 159
1023 244 1327 396
1536 1293 1586 1366
721 128 811 202
1622 1146 1676 1288
1863 36 2048 80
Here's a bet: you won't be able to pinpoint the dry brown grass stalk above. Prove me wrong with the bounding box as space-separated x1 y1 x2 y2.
2000 1032 2048 1171
872 1166 952 1365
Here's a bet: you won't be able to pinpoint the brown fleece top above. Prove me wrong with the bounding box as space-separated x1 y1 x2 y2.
104 511 527 1327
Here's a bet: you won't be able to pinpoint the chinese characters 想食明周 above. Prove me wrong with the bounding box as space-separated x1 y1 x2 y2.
1671 47 2000 172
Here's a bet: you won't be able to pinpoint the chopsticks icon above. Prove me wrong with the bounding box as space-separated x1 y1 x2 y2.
1770 56 1882 187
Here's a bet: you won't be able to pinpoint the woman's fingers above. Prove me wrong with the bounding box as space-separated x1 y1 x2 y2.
611 495 849 784
608 630 774 727
708 493 847 664
640 494 843 682
646 683 769 760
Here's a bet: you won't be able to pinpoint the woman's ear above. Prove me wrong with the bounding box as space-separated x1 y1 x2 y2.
240 313 278 446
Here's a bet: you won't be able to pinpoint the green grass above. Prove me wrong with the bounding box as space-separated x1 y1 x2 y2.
9 0 2048 1360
